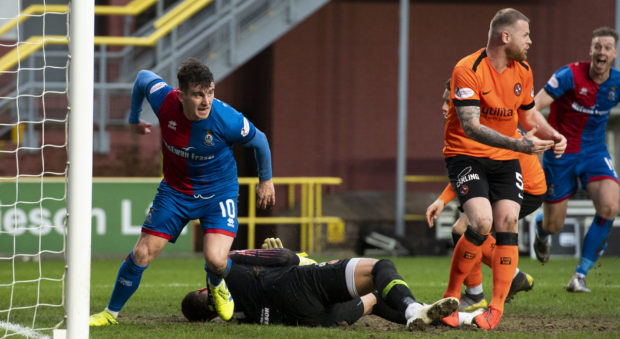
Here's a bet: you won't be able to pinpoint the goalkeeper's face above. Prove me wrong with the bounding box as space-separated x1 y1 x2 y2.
179 82 215 121
181 288 218 322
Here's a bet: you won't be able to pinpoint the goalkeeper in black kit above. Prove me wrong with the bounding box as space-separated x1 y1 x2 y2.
182 238 460 330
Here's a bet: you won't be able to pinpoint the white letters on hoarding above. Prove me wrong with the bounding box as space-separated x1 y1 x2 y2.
92 208 106 235
122 199 142 235
0 199 171 236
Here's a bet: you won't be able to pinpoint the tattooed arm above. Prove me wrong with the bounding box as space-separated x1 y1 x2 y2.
457 105 554 154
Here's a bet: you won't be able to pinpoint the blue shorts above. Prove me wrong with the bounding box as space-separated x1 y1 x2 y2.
142 181 239 242
543 149 618 203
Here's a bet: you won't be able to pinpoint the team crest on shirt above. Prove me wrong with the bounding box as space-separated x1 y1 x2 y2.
579 87 588 96
609 88 616 101
514 83 522 96
203 130 215 146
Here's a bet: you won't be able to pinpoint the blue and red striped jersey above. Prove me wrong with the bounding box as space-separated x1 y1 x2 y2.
134 71 257 196
544 61 620 154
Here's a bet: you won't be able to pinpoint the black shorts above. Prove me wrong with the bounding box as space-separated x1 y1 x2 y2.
269 259 354 326
519 192 544 219
446 155 523 206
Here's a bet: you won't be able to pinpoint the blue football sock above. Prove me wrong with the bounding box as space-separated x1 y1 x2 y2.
535 212 548 238
107 251 149 312
576 215 613 276
205 258 232 286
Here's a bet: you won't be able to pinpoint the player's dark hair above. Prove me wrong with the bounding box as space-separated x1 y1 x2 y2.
593 26 619 45
177 57 214 92
490 8 529 34
181 288 217 322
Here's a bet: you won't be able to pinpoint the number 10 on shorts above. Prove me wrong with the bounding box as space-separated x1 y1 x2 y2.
219 199 236 228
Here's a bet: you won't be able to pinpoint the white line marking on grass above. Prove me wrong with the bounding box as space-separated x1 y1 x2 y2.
0 321 50 339
97 282 197 288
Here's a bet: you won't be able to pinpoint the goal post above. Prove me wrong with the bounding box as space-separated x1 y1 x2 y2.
0 0 94 338
66 0 94 338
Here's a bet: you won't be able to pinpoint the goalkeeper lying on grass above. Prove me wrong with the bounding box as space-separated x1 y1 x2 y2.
182 238 465 330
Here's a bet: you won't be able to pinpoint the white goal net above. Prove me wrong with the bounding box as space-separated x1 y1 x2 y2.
0 1 93 338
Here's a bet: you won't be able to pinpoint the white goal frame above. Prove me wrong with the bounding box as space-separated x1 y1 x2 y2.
65 1 93 338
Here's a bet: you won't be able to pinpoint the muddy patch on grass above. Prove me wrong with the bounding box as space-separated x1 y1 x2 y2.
349 314 620 334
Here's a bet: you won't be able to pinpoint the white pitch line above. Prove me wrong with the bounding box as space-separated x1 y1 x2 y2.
96 282 197 288
0 321 50 339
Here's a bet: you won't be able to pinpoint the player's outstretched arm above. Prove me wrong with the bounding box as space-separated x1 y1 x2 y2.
458 105 554 154
228 248 297 266
526 89 567 157
519 90 566 158
520 125 566 158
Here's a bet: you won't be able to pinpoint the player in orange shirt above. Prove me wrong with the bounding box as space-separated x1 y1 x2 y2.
440 8 566 330
425 80 542 313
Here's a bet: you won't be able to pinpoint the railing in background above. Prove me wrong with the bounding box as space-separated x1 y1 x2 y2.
238 177 343 252
404 175 448 222
0 0 213 72
0 176 343 254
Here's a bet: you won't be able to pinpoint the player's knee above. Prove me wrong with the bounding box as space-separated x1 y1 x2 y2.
371 259 402 292
132 245 152 266
204 256 228 274
546 221 562 234
469 216 492 233
597 202 619 219
452 217 468 234
371 259 396 278
494 214 519 233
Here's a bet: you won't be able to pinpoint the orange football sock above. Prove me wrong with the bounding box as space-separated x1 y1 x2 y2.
490 243 518 313
464 235 495 288
463 259 482 288
480 234 495 267
444 228 487 299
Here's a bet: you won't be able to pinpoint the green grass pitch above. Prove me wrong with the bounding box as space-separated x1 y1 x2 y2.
1 255 619 338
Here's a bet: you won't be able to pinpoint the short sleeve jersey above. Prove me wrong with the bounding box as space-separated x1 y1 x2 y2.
444 48 535 160
544 61 620 154
143 78 257 196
